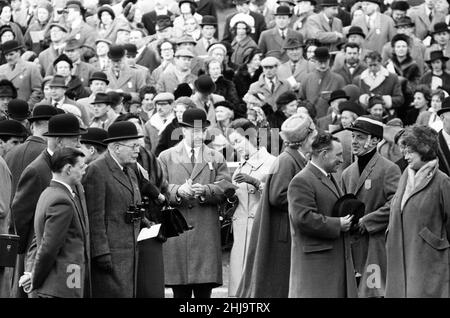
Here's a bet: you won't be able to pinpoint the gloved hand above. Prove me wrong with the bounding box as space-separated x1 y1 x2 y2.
234 173 260 188
94 254 113 273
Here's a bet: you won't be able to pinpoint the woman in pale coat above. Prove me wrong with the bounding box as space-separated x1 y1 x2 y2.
386 125 450 297
226 118 276 297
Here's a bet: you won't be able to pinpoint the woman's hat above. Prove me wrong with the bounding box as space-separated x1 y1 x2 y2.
338 101 364 116
0 25 14 38
80 127 108 147
280 113 315 143
0 119 27 137
346 26 365 39
230 12 255 29
390 1 409 11
0 79 17 98
276 91 297 109
43 113 88 137
437 96 450 116
329 90 349 104
53 53 73 68
103 121 143 143
214 100 234 112
391 33 410 47
48 75 68 89
426 50 450 64
91 92 112 105
95 38 112 46
345 116 384 139
207 42 227 55
7 99 30 121
28 104 58 123
2 40 23 54
432 22 450 35
194 75 216 95
179 0 197 8
283 37 304 50
89 71 109 85
179 108 210 128
97 4 115 20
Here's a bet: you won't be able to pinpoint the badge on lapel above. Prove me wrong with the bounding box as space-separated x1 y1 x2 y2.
365 179 372 190
75 33 81 40
128 81 133 88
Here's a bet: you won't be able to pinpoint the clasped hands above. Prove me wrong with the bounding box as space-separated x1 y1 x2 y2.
177 179 206 199
340 215 367 234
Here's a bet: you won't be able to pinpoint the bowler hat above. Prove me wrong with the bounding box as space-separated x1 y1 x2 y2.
390 1 409 11
194 75 216 95
80 127 108 147
426 50 449 64
338 101 364 117
200 15 217 26
329 90 349 104
97 5 115 20
91 93 111 105
332 193 365 232
53 53 73 68
0 119 27 137
108 45 125 61
65 38 82 51
321 0 339 7
2 40 22 54
174 83 193 99
28 104 58 122
7 99 30 121
103 121 143 143
283 37 304 50
346 116 384 139
48 23 68 33
43 113 87 137
89 71 109 85
313 46 330 61
432 22 450 35
346 26 365 38
274 5 292 16
123 43 138 56
0 79 17 98
214 101 234 112
395 17 415 28
179 108 210 128
280 113 315 144
154 92 175 104
48 75 68 89
437 96 450 116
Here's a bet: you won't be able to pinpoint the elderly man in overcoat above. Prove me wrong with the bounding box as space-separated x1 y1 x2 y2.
341 116 400 297
237 113 317 298
82 121 143 298
287 132 357 298
158 108 230 298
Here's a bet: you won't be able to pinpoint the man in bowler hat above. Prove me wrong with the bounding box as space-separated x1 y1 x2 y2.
158 108 231 298
0 79 17 119
341 116 400 297
79 128 108 165
82 121 143 297
437 96 450 176
11 113 88 297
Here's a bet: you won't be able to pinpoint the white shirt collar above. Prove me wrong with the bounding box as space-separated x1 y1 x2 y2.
442 129 450 149
47 148 54 156
310 160 328 177
323 13 330 23
109 150 124 171
52 179 75 197
265 76 276 88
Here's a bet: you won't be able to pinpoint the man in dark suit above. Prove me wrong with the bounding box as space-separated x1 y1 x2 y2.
222 0 267 44
332 42 367 85
141 0 174 36
437 98 450 176
22 148 90 298
82 121 143 298
130 29 160 74
316 89 349 132
287 131 357 297
11 114 87 296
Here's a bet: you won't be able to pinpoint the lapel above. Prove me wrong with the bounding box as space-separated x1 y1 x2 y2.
418 5 430 26
438 130 450 173
402 165 437 211
272 28 284 49
136 47 148 64
191 145 209 181
116 65 133 88
308 162 341 198
285 147 307 170
73 183 89 231
174 142 193 175
50 180 84 227
353 151 380 194
8 59 26 81
320 14 331 31
105 151 133 194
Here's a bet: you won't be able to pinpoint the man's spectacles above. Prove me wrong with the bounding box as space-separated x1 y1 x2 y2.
117 143 141 150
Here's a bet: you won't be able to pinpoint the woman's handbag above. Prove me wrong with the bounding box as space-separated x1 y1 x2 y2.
158 205 193 240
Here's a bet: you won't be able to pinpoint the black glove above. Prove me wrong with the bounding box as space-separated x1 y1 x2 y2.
94 254 113 273
234 173 260 188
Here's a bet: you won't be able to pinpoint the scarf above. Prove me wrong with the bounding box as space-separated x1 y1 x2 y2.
400 159 437 210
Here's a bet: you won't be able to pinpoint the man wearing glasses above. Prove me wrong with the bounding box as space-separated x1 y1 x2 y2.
82 121 143 297
247 56 291 111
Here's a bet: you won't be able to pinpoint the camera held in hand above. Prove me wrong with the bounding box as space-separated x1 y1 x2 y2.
124 204 145 224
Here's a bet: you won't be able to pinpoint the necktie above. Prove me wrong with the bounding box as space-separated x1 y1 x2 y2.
292 62 296 74
204 101 209 113
281 30 286 40
270 79 275 94
190 148 195 166
115 71 120 79
329 18 333 29
429 12 433 22
328 173 339 193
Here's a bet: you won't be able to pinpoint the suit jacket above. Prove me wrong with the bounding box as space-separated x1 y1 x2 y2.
0 58 42 107
195 37 218 58
141 10 174 36
304 13 343 52
53 97 90 128
105 64 146 99
136 46 160 74
277 58 315 84
46 61 99 88
4 136 46 193
247 74 292 112
38 45 60 77
67 21 98 50
258 27 304 63
341 152 401 297
437 130 450 176
156 67 197 94
196 0 218 19
82 151 141 298
32 181 91 298
351 13 396 54
408 4 445 40
332 62 367 85
190 92 224 126
158 142 230 285
0 157 11 235
288 162 358 298
223 11 267 44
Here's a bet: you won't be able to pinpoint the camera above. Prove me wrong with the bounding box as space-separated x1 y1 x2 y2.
124 204 145 224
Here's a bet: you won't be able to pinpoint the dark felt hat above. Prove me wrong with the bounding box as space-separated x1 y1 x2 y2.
43 113 87 137
391 33 410 47
48 75 68 88
48 23 68 33
179 108 210 128
313 46 330 61
28 104 58 122
432 22 450 35
321 0 339 7
426 50 449 63
174 83 193 99
65 38 82 51
89 71 109 85
7 99 30 121
179 0 197 8
347 26 366 38
0 119 27 137
123 43 138 56
395 16 415 28
200 15 217 26
0 79 17 98
65 0 84 11
283 37 304 50
329 90 349 104
2 40 22 54
332 193 365 233
338 101 364 116
214 100 234 112
390 1 409 11
80 127 108 147
103 121 143 143
108 45 125 61
194 75 216 95
53 53 73 68
346 116 384 139
91 92 112 105
276 91 298 109
437 96 450 116
97 4 115 20
274 5 292 16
